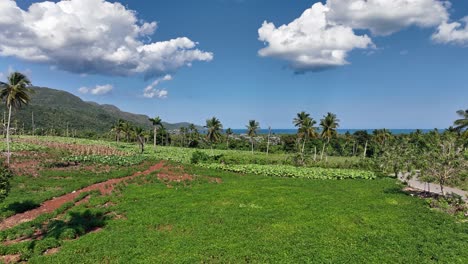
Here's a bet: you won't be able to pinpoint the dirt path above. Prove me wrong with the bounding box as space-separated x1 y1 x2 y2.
398 173 468 201
0 161 165 231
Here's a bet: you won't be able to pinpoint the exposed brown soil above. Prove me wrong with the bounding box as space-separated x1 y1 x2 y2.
0 161 165 231
0 254 21 263
156 164 222 186
44 247 60 256
75 195 91 206
18 138 127 156
9 159 41 177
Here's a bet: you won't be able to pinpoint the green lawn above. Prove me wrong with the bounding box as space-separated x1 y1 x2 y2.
29 167 468 263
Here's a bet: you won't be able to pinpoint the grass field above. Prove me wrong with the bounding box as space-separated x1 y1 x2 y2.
0 137 466 263
28 167 468 263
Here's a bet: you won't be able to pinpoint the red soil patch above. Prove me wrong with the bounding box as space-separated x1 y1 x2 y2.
0 161 165 231
9 159 41 177
0 254 21 263
75 195 91 206
157 173 194 183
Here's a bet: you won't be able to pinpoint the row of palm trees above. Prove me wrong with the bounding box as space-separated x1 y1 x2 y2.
293 111 340 160
202 112 341 157
204 117 262 153
110 119 148 153
2 71 467 163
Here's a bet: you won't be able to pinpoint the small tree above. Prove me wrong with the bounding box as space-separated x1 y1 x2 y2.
134 127 146 153
0 166 13 202
379 139 416 178
420 138 467 196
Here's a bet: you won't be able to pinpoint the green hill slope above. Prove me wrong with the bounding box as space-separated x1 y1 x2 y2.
0 87 199 135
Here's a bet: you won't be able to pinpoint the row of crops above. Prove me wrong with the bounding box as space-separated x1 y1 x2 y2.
6 137 377 180
149 147 377 180
198 163 377 180
63 155 146 166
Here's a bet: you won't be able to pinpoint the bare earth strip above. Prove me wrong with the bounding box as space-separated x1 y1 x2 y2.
0 161 165 231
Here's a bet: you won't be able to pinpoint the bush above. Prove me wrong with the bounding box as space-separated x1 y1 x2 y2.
0 166 13 202
190 151 211 164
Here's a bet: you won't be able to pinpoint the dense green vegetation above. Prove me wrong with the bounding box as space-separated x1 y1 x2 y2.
0 72 466 262
0 86 201 137
23 168 468 263
0 135 464 262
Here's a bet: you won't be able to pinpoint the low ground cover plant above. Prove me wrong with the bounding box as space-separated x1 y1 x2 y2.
198 163 377 179
62 155 146 166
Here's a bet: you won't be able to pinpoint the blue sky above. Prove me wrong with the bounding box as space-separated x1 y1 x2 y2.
1 0 467 129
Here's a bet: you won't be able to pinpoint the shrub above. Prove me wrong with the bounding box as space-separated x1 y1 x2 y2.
0 166 13 202
190 151 211 164
190 151 223 164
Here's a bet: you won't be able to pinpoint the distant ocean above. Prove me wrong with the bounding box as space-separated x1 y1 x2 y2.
229 129 435 135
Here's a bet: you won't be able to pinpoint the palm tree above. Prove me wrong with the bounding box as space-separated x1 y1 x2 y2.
134 127 145 153
343 131 353 155
293 111 316 155
179 127 188 147
205 117 223 151
246 120 260 154
188 123 199 146
293 111 310 128
225 128 233 149
319 112 340 160
111 119 125 142
121 121 132 142
159 126 169 146
0 72 33 165
298 117 317 155
372 129 390 146
188 123 196 143
454 109 468 132
149 116 163 148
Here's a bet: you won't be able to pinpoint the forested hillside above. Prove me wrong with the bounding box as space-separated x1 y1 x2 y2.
0 87 196 136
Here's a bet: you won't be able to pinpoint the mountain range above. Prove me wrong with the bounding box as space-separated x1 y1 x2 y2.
0 87 200 135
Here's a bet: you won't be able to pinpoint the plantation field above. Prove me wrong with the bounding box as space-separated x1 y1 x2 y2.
27 168 468 263
0 136 466 262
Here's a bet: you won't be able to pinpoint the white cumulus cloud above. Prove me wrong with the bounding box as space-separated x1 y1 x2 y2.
258 2 373 72
143 74 172 99
432 17 468 45
258 0 453 72
78 84 113 95
327 0 450 36
0 0 213 78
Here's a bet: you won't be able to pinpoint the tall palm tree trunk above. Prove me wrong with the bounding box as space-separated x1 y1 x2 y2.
153 127 157 148
320 143 326 161
301 137 307 155
6 105 12 165
363 141 368 158
251 138 254 154
266 127 271 155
